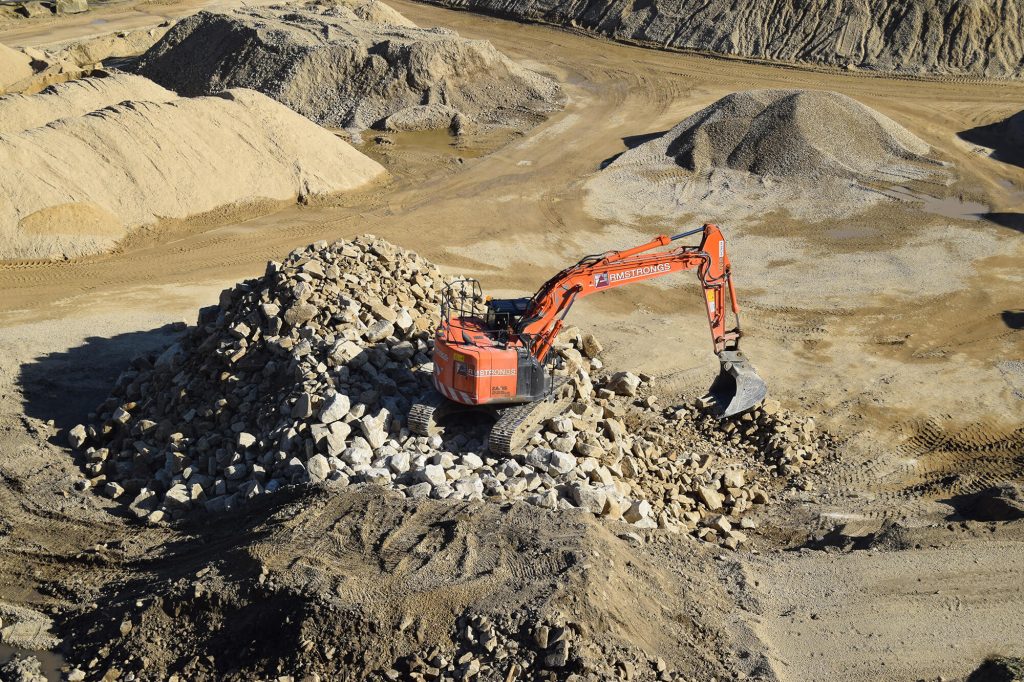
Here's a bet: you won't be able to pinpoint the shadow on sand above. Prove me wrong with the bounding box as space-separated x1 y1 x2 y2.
599 129 669 169
17 323 185 442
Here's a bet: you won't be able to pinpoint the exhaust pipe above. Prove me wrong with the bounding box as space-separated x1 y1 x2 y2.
706 349 767 418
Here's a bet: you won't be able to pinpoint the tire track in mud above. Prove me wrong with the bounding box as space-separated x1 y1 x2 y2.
828 416 1024 521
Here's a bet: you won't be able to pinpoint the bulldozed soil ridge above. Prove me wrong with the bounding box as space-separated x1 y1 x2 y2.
416 0 1024 79
0 71 174 133
135 2 564 132
0 86 386 261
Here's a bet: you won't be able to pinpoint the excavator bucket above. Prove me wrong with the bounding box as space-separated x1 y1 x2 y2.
706 350 767 418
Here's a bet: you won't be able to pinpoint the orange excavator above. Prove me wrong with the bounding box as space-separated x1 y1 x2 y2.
409 224 767 455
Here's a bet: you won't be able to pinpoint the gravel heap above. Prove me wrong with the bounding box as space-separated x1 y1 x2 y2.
588 89 942 223
656 90 929 182
135 1 564 132
69 236 823 548
380 612 685 681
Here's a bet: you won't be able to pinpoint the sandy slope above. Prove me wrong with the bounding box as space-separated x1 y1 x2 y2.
417 0 1024 79
0 72 175 132
0 86 386 260
0 41 32 93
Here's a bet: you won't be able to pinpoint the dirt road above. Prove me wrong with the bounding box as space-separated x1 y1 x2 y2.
1 1 1023 679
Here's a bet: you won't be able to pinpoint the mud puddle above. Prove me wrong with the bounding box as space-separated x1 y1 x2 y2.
0 644 65 680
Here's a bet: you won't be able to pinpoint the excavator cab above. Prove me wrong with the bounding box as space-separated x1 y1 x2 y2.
483 297 530 334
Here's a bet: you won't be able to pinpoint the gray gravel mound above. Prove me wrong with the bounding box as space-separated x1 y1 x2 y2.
587 89 940 223
663 90 930 181
419 0 1024 79
135 2 564 131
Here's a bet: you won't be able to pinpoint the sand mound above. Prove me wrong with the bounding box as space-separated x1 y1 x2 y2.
587 89 939 223
420 0 1024 79
0 88 386 260
960 109 1024 167
0 42 32 93
0 71 175 133
135 3 564 131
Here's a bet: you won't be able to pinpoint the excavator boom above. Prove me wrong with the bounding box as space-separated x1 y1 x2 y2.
412 224 767 454
513 224 766 417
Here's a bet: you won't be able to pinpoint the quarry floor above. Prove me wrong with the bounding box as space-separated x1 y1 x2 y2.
1 1 1023 680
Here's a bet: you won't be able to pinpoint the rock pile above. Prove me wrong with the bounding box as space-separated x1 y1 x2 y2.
135 1 564 132
69 236 823 547
381 612 686 681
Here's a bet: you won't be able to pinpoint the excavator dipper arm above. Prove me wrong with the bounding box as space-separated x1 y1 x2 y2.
517 224 766 417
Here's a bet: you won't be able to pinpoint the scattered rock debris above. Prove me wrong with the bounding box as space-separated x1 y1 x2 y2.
0 654 47 682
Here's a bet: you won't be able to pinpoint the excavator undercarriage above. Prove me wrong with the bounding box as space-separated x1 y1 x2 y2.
409 378 573 457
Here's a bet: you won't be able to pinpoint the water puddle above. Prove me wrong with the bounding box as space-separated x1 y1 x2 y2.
918 195 989 221
827 225 877 239
878 186 990 221
0 643 66 681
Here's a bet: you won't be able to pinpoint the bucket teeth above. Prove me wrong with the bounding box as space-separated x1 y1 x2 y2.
706 350 767 418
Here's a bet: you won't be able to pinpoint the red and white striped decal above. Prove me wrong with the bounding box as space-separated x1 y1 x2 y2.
433 379 474 405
